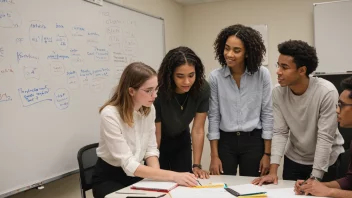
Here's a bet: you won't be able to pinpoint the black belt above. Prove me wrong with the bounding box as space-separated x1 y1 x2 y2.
219 128 262 137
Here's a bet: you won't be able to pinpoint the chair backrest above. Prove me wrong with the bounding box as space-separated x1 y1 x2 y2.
77 143 99 198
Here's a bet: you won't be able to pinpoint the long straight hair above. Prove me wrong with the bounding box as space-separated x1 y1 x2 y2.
100 62 157 126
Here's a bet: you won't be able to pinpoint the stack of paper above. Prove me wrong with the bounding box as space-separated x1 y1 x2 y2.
130 180 178 192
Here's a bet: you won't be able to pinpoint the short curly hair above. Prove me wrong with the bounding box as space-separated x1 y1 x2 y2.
278 40 319 76
214 24 266 74
158 46 205 100
341 76 352 99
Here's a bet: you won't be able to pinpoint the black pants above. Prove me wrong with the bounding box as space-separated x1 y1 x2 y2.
92 158 143 198
218 129 264 176
159 129 192 173
283 155 341 182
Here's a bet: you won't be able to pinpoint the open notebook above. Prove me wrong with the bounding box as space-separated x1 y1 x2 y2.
226 184 267 196
131 180 178 192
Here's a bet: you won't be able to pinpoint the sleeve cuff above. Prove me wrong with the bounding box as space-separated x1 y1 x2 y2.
207 130 220 140
311 168 325 179
145 149 160 159
262 130 273 139
123 159 141 177
270 155 281 165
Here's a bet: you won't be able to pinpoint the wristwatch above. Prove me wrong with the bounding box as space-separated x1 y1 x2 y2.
310 174 322 182
192 164 202 169
264 152 271 156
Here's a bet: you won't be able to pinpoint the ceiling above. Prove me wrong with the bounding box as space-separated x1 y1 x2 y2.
173 0 228 5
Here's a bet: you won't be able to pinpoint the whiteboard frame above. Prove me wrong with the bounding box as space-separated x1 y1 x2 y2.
1 170 78 198
313 0 350 6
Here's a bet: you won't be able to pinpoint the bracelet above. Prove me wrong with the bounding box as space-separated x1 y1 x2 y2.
310 174 322 182
264 153 271 156
192 164 202 169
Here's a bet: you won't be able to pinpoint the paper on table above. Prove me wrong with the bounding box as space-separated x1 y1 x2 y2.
170 186 233 198
266 188 330 198
130 180 178 192
227 184 266 195
106 191 165 198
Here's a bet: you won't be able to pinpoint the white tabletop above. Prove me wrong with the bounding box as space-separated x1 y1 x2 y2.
106 175 296 198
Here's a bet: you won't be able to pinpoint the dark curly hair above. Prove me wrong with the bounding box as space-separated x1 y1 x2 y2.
278 40 319 76
341 76 352 99
214 24 266 74
158 46 205 100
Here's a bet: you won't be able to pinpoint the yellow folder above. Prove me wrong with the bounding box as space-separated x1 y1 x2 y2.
192 183 225 188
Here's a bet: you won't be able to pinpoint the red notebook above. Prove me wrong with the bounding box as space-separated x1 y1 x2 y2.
131 180 178 192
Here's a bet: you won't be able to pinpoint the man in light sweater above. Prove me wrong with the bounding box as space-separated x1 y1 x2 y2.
252 40 344 185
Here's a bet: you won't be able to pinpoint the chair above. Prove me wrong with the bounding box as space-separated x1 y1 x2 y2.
77 143 99 198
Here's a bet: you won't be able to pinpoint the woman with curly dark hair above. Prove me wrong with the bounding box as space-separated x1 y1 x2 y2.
207 24 273 177
154 46 210 179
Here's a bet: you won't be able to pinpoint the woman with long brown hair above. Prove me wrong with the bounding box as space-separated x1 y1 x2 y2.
92 62 197 198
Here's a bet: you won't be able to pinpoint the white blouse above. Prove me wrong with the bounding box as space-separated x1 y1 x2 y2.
96 105 159 176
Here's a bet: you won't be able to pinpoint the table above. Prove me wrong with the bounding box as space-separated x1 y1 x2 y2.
106 175 297 198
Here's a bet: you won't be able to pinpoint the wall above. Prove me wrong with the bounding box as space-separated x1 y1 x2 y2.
184 0 327 81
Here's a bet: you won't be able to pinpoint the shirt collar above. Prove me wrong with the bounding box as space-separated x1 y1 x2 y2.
222 66 252 77
134 109 143 116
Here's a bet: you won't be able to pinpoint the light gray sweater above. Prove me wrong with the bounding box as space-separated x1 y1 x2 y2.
271 76 344 179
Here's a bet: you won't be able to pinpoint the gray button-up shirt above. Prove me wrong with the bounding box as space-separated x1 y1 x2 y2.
207 66 273 140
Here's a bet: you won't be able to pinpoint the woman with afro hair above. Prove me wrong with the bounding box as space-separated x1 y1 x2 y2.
207 24 273 177
154 46 210 179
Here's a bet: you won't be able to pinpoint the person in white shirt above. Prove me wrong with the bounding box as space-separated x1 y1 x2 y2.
92 62 197 198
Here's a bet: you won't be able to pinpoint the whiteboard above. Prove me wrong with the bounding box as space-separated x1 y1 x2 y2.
314 0 352 73
0 0 164 196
